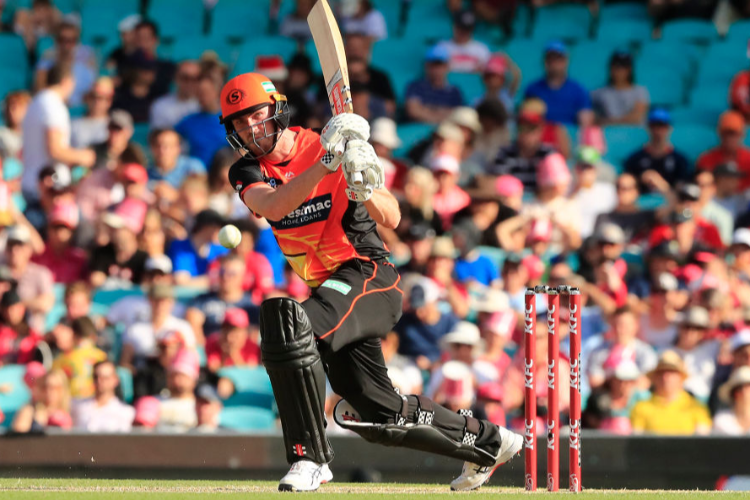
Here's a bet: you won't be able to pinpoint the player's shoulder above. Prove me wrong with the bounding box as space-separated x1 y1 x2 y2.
228 155 264 192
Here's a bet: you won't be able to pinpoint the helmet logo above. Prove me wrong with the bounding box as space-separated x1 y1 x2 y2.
227 89 244 105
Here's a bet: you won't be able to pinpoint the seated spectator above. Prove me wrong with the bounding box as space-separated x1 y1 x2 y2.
369 118 406 190
72 360 135 432
381 330 423 395
475 382 506 427
34 20 97 107
113 51 161 124
594 173 657 244
432 360 475 413
193 383 224 433
697 111 750 190
71 77 115 148
473 99 511 170
131 20 175 97
157 348 200 432
187 254 259 345
104 14 141 78
624 109 691 193
592 51 649 126
583 360 641 433
409 120 465 171
344 32 397 116
397 166 443 239
168 209 228 287
5 226 54 333
91 110 137 171
588 306 658 390
11 369 72 433
279 0 314 40
430 154 471 229
572 147 617 238
90 199 149 288
641 273 684 348
502 254 532 312
132 396 160 429
0 289 43 365
444 107 485 185
476 55 518 115
120 284 195 375
689 171 732 246
63 282 94 324
476 306 515 379
649 206 723 255
175 71 226 169
395 277 460 368
451 217 500 288
671 306 719 401
525 98 572 158
205 308 259 374
437 10 490 73
487 104 556 191
709 331 750 414
52 317 106 399
713 162 747 217
343 0 387 40
458 175 522 248
0 90 30 159
524 41 592 127
714 366 750 435
731 55 750 121
147 128 205 197
405 45 464 124
397 222 438 276
13 0 61 51
631 350 712 435
427 322 489 395
206 148 242 217
349 77 388 121
150 60 200 130
32 201 87 284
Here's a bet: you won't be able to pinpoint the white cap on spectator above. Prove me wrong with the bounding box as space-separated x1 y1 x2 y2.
6 225 31 244
430 154 460 175
447 107 482 133
145 254 173 274
370 118 401 149
408 277 440 309
441 321 481 349
732 228 750 248
471 288 509 313
729 329 750 353
119 14 142 33
435 122 465 144
608 360 640 381
719 366 750 403
594 223 626 245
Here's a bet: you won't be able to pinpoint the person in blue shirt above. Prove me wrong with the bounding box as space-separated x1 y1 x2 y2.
167 209 229 286
147 128 205 188
524 41 592 126
175 71 226 169
405 44 464 124
452 217 500 287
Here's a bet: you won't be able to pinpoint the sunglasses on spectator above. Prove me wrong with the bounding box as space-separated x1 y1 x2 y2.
616 184 637 192
57 36 78 44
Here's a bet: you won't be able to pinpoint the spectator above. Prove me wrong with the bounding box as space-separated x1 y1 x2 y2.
649 206 723 255
437 10 490 73
428 321 489 393
0 90 30 159
430 154 471 229
34 20 97 107
693 171 733 246
624 109 691 193
193 383 224 433
120 284 195 374
132 396 160 429
11 369 72 433
398 166 443 239
405 45 464 124
5 226 54 333
461 175 523 248
697 111 750 190
398 222 438 276
451 217 500 288
132 20 175 97
631 350 712 435
476 306 515 379
70 77 115 149
395 277 460 368
594 173 657 244
444 107 485 185
21 63 95 202
714 366 750 434
175 71 226 169
343 0 387 40
13 0 61 51
32 201 87 284
709 331 750 414
206 148 242 217
72 360 134 432
369 118 405 190
588 306 658 390
113 51 160 124
409 120 465 171
63 281 93 323
344 32 397 116
592 50 649 126
149 60 201 130
381 330 423 395
572 147 617 238
91 110 137 171
671 306 719 401
157 348 200 432
349 77 388 121
524 41 592 126
51 316 106 399
280 0 314 40
713 162 747 217
147 128 205 194
487 103 555 191
0 289 43 365
104 14 141 78
425 237 470 318
583 360 641 433
167 209 228 287
90 199 148 288
432 360 475 412
205 308 260 373
473 99 510 169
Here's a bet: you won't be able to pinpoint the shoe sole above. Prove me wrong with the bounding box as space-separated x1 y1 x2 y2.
450 433 524 492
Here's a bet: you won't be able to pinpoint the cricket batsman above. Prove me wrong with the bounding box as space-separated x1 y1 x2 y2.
221 72 523 492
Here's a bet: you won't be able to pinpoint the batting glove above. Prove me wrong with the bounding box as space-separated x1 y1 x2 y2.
320 113 370 156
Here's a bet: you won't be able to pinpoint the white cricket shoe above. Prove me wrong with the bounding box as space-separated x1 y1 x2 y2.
278 460 331 492
450 426 524 491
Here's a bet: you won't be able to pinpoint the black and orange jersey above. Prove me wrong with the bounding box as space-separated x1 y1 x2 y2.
228 127 390 287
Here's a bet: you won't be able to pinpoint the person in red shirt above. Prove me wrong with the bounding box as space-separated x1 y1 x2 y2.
697 111 750 190
205 307 259 373
649 208 724 255
0 289 42 365
430 153 471 230
32 201 88 284
729 68 750 122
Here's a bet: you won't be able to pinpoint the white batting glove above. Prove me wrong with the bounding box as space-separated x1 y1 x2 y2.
341 139 384 202
320 113 370 155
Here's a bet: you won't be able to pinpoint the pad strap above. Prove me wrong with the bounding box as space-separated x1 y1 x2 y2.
396 395 409 426
459 409 480 447
416 395 435 425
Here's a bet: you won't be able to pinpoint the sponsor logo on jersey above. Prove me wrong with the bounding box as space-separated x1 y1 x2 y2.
269 194 333 230
320 280 351 295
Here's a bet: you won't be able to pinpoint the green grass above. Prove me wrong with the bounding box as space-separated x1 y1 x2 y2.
0 479 746 499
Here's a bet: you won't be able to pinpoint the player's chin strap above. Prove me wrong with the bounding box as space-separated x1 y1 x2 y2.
333 397 495 467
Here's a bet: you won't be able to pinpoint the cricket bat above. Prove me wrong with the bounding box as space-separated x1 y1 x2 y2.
307 0 363 185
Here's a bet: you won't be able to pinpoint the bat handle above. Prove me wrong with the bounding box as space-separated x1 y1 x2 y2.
334 139 364 186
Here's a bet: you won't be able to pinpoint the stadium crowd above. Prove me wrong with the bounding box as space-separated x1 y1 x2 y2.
0 0 750 438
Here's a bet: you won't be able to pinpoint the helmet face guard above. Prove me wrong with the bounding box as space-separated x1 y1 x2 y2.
222 96 290 160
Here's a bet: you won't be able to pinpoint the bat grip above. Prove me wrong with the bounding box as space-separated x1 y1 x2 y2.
334 139 363 186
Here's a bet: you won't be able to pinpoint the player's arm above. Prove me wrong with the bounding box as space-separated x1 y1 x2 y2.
364 189 400 230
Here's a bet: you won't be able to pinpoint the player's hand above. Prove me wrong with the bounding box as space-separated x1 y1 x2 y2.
320 113 370 155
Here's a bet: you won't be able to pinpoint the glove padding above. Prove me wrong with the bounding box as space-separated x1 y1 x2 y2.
320 113 370 156
341 139 384 202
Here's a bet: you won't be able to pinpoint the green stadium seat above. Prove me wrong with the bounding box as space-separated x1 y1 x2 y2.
53 0 78 14
219 405 276 431
210 0 268 40
447 73 483 102
116 366 134 404
599 2 649 22
725 19 750 42
147 0 205 41
660 19 717 44
504 39 545 87
233 36 300 77
512 4 531 38
595 18 652 43
371 38 426 102
641 69 685 107
670 125 717 164
219 366 275 410
0 34 29 74
165 36 236 67
394 122 434 158
603 125 649 169
688 83 730 113
92 286 143 306
0 364 31 428
636 193 667 210
131 123 150 151
670 107 722 127
531 5 592 41
569 42 617 89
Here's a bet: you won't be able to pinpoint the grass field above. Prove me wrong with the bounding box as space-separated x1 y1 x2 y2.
0 479 746 499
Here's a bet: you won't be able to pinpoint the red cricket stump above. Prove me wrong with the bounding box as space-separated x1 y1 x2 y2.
524 288 537 492
546 288 560 492
569 290 583 492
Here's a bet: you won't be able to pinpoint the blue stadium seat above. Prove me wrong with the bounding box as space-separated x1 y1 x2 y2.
403 15 453 43
670 107 722 127
512 4 531 38
569 42 619 90
218 366 275 410
116 366 134 404
671 125 717 164
726 19 750 42
210 0 268 40
695 46 745 88
131 123 150 151
0 71 29 103
0 365 31 427
35 36 54 62
603 126 649 169
599 2 649 22
53 0 78 14
531 5 592 41
660 19 717 44
165 36 236 67
637 42 695 82
447 73 483 102
376 0 403 37
0 34 29 74
688 83 730 113
504 39 545 87
637 193 668 210
641 69 685 107
80 0 139 45
92 287 143 306
233 36 300 77
595 18 652 43
147 0 205 40
219 406 276 431
394 123 434 158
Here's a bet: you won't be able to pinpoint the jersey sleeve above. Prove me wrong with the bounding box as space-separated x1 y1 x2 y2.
228 158 264 198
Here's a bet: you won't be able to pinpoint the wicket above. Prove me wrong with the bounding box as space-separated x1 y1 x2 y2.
524 286 582 493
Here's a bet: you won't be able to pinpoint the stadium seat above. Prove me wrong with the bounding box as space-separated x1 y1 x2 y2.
147 0 205 41
447 73 483 102
210 0 269 40
595 18 653 44
403 15 453 44
504 39 545 87
640 69 685 107
116 366 134 404
637 193 668 210
92 287 143 307
394 123 434 158
569 42 618 90
53 0 77 14
688 83 730 112
0 34 29 74
603 125 649 170
165 36 236 67
476 246 506 268
636 43 695 82
660 19 717 44
726 19 750 42
376 0 403 38
81 5 133 44
218 366 275 410
219 406 276 431
233 36 300 77
512 4 531 38
0 71 29 104
599 2 649 22
531 5 592 41
670 125 717 164
131 123 150 151
0 365 31 427
670 107 723 127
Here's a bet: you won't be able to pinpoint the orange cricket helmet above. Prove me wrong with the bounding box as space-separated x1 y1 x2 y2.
219 72 290 159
